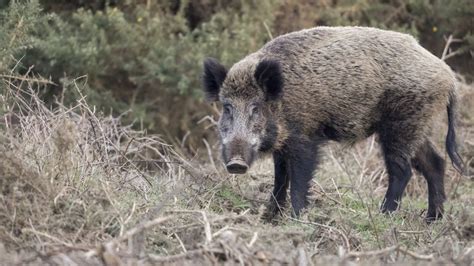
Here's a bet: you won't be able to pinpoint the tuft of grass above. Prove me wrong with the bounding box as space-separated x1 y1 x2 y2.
213 185 251 213
0 74 183 256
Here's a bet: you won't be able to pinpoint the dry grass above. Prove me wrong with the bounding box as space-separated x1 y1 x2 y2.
0 74 472 265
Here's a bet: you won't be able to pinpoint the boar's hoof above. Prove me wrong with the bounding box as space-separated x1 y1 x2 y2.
425 208 443 224
262 201 283 223
380 199 399 214
291 208 301 219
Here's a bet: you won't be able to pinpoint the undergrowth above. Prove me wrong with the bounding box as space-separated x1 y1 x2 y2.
0 74 472 265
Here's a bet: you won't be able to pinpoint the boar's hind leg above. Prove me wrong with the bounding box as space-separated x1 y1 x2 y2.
380 131 414 214
264 151 290 220
411 140 446 222
287 138 320 217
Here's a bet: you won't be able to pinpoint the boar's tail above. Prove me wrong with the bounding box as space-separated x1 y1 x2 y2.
446 91 465 174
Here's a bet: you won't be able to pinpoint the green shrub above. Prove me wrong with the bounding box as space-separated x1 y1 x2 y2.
0 0 472 145
6 1 278 137
275 0 473 75
0 1 42 72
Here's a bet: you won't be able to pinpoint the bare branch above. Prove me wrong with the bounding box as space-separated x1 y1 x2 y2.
441 34 464 61
0 74 56 85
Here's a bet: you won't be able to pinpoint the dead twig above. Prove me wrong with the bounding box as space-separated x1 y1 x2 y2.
382 3 406 25
197 115 218 130
147 248 223 263
345 245 398 259
263 21 273 39
115 216 172 244
344 244 434 261
297 246 309 266
85 216 172 259
203 138 219 174
167 210 213 244
0 74 56 85
247 232 258 248
398 246 434 261
23 228 74 248
289 217 351 251
174 233 187 253
441 34 464 61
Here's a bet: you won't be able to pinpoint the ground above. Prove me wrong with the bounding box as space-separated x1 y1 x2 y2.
0 77 472 265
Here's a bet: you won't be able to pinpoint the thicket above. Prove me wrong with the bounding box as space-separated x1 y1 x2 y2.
0 1 473 264
0 0 472 147
275 0 474 73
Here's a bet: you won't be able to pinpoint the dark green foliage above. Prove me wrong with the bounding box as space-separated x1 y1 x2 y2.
0 0 43 72
0 0 472 144
32 2 274 131
275 0 473 76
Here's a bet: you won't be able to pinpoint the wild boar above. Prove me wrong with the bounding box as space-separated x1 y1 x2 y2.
201 26 464 222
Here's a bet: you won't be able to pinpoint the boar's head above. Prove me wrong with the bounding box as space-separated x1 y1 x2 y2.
202 57 283 174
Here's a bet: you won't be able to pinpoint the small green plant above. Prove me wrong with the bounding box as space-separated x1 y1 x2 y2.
211 185 251 213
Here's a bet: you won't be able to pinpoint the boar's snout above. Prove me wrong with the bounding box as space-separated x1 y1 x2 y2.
222 138 255 174
226 158 249 174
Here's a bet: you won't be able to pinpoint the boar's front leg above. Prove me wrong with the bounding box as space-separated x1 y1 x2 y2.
264 151 290 221
287 137 320 217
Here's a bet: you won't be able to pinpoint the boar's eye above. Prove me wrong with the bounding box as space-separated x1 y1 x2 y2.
223 104 233 115
250 104 260 116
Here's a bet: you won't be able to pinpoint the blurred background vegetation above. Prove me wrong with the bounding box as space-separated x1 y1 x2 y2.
1 0 473 152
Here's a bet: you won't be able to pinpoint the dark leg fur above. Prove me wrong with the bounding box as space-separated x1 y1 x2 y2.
379 125 414 213
264 151 290 220
286 137 320 217
412 141 446 222
381 153 412 213
264 137 319 219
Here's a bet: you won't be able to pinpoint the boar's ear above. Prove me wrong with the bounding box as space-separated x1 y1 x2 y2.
254 59 283 101
203 58 227 102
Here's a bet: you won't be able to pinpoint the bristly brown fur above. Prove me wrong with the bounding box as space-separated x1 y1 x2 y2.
203 26 463 221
